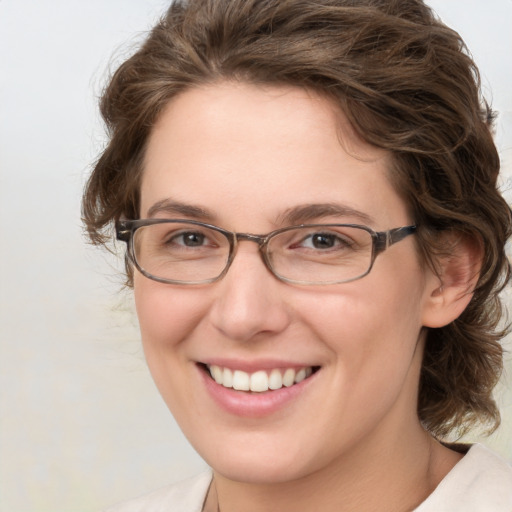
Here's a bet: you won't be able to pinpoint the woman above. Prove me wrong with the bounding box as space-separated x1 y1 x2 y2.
83 0 512 510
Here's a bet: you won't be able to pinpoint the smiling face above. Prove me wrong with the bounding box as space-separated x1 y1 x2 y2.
135 82 439 483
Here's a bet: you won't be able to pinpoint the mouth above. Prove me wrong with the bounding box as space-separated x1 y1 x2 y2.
201 364 320 393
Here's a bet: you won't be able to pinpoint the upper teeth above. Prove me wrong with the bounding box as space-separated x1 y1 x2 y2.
207 365 313 392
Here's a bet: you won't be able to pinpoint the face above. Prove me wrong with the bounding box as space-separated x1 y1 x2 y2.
135 82 438 483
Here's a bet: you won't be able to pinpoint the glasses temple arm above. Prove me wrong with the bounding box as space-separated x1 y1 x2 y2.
374 225 417 254
115 220 132 242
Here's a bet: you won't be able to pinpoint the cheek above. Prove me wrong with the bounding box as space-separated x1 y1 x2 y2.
134 277 210 347
302 279 424 345
299 274 427 386
133 279 210 421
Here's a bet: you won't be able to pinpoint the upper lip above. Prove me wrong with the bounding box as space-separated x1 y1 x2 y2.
198 358 320 373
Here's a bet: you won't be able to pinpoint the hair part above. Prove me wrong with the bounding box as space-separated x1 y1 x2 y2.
83 0 512 438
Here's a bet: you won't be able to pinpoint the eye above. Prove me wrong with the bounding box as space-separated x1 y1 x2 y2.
297 232 353 250
306 233 340 249
172 231 207 247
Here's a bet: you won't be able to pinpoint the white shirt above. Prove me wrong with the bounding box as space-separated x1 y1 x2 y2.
103 444 512 511
414 443 512 511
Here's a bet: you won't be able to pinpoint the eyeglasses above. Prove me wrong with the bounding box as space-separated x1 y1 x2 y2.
116 219 416 285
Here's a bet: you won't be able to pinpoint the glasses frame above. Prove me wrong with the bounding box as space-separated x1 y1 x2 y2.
116 218 417 286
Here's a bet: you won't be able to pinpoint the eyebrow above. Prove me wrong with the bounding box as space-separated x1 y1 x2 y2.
146 199 375 227
278 203 375 226
146 199 216 221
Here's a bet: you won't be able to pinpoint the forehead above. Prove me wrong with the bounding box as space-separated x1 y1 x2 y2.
140 82 409 229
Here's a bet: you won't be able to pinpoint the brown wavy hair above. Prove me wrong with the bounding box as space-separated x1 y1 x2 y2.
83 0 511 438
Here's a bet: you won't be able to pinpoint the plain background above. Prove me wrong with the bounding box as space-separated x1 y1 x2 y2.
0 1 511 511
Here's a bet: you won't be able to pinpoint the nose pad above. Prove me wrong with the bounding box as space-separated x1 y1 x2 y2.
208 245 291 342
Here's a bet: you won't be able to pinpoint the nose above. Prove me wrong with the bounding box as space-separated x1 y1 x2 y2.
208 243 291 343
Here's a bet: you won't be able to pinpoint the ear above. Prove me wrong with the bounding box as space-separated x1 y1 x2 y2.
421 233 482 328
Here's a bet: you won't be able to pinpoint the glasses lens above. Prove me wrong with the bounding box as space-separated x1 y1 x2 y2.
267 225 374 284
132 222 230 283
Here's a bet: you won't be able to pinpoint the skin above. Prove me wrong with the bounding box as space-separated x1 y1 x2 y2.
135 82 471 511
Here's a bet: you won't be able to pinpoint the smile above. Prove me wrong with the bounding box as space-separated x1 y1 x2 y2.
206 364 316 393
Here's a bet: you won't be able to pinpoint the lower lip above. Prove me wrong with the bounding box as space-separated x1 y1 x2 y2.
198 366 317 418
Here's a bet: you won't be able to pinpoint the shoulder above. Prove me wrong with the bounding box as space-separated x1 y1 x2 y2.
415 444 512 512
102 471 212 512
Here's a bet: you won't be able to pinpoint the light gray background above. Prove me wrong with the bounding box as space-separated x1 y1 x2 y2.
1 1 511 511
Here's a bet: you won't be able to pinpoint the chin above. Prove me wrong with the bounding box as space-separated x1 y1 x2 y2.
211 456 311 485
191 431 327 485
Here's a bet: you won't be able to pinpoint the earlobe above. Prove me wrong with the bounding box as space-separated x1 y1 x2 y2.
421 234 482 328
